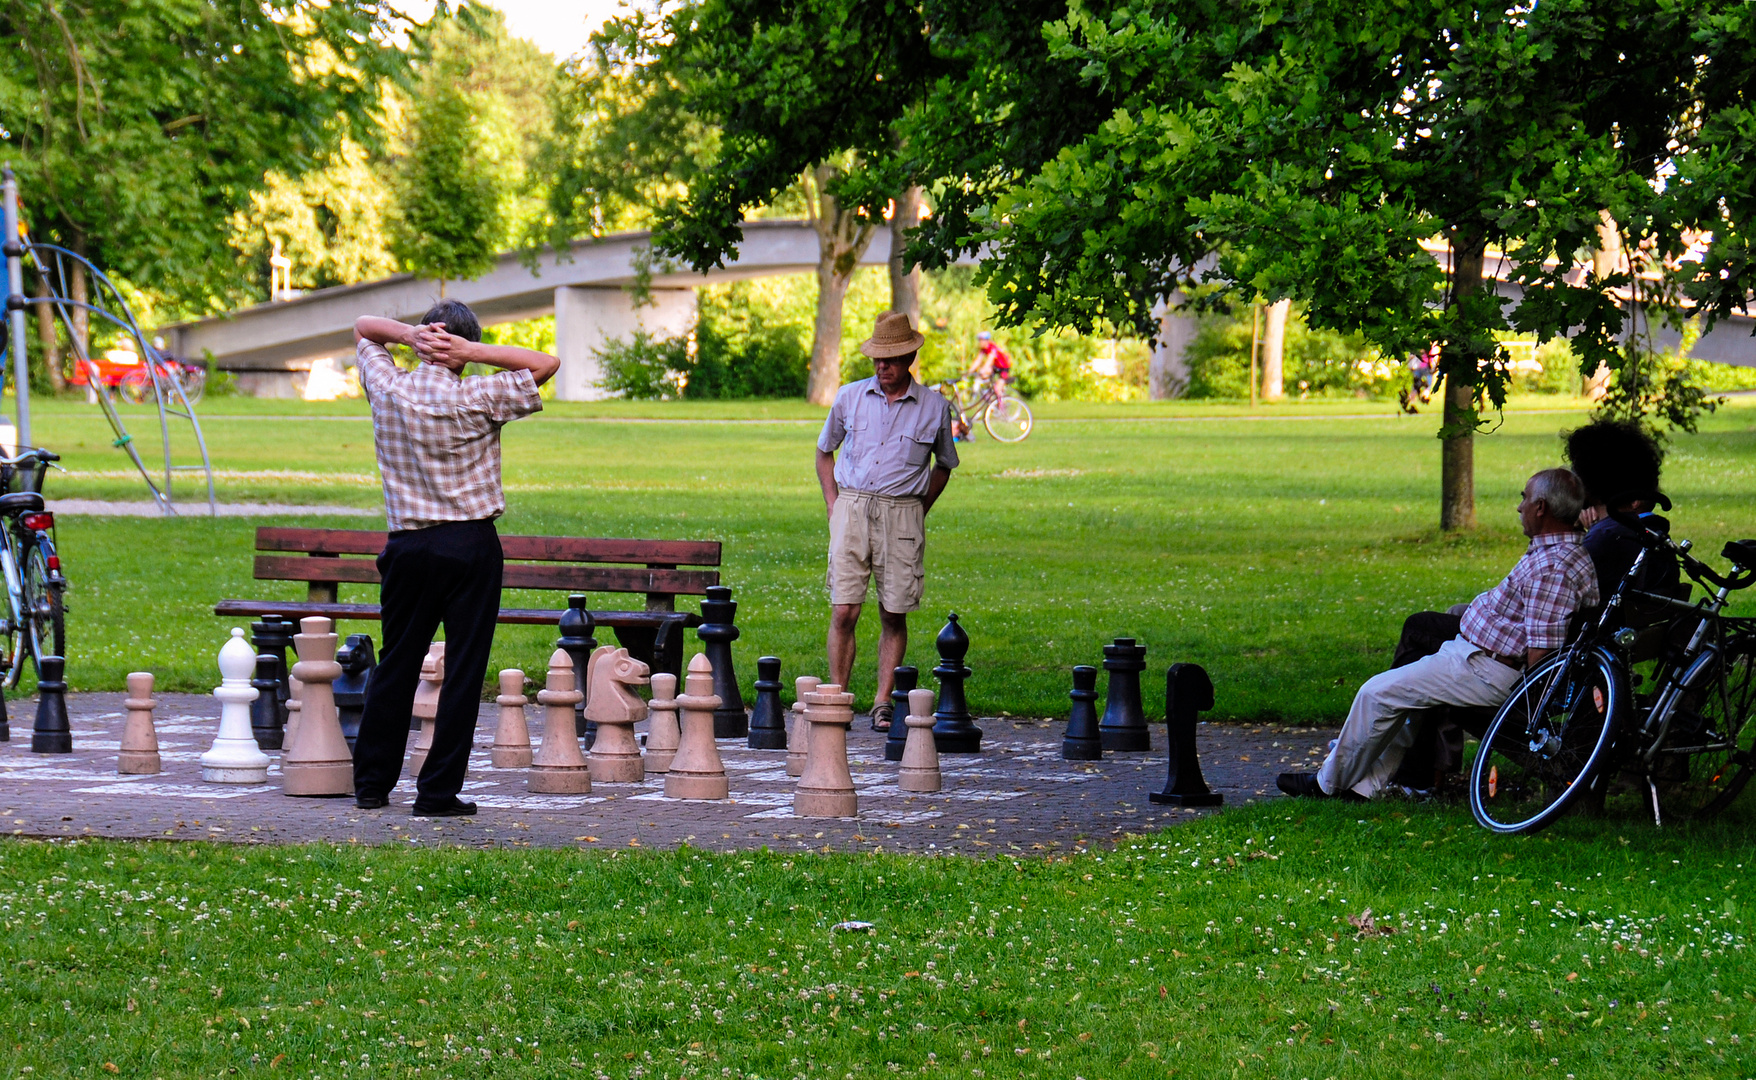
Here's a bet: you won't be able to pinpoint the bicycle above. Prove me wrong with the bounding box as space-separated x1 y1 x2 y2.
937 375 1033 443
1469 510 1756 834
0 448 67 687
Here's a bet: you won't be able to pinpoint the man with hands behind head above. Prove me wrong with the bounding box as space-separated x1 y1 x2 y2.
350 300 558 817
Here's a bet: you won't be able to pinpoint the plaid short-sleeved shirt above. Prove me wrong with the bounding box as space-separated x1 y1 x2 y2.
1460 532 1600 657
356 340 543 532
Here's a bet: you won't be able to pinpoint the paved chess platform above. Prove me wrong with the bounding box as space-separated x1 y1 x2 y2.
0 694 1338 854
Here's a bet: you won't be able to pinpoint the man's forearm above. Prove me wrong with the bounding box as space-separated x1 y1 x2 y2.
355 316 416 347
816 450 839 515
457 342 560 386
922 467 951 515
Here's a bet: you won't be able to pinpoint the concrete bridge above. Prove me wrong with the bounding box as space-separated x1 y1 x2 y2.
167 220 899 399
169 220 1753 399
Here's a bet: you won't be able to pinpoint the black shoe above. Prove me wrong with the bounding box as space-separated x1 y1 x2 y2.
411 797 477 818
1276 772 1325 798
355 793 389 810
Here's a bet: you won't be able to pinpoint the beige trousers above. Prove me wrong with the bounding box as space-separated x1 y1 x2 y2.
1317 637 1522 799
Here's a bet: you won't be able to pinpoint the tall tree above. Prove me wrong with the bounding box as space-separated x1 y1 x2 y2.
804 162 878 403
0 0 408 316
648 0 1752 526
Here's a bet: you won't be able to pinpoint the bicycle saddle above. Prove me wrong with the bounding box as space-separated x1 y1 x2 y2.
0 492 45 515
1724 539 1756 572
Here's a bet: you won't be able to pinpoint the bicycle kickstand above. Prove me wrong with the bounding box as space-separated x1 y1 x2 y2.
1646 777 1663 828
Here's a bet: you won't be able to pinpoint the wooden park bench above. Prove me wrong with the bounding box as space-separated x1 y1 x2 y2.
214 527 725 676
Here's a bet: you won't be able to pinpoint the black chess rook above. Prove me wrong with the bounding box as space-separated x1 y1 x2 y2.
697 585 746 739
31 655 71 754
1150 663 1223 806
747 655 787 749
1098 637 1151 751
249 614 295 749
883 664 919 761
1062 665 1102 760
930 613 982 754
557 594 598 746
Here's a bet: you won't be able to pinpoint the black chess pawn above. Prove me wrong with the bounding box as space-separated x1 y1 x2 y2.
883 665 919 762
697 585 746 738
747 656 787 749
930 613 982 753
1062 665 1102 760
1098 637 1151 751
557 594 598 746
332 633 377 754
31 655 71 754
1150 663 1223 806
249 615 295 747
249 654 283 750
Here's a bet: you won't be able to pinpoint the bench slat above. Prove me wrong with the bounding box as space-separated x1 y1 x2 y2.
254 527 721 566
253 555 718 595
213 599 704 629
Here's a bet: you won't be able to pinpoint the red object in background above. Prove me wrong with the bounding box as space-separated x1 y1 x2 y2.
978 339 1013 379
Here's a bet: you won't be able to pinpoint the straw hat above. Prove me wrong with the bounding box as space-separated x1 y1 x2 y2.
858 311 926 358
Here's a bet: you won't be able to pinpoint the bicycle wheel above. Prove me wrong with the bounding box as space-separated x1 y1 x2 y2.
983 396 1033 442
1652 636 1756 819
119 368 154 405
1470 648 1626 835
178 366 206 407
22 542 64 678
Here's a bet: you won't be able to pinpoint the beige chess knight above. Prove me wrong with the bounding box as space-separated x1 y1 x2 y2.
815 311 959 734
348 301 558 818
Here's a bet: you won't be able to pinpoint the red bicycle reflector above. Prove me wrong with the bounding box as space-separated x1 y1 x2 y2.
46 555 60 571
21 512 53 532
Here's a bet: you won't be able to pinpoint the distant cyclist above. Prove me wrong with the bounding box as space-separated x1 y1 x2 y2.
954 331 1014 440
974 331 1013 395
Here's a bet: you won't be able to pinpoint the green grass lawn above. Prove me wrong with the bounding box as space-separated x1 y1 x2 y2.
29 394 1756 719
3 799 1751 1079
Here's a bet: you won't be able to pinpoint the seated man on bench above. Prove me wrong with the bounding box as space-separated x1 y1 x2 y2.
1279 468 1598 801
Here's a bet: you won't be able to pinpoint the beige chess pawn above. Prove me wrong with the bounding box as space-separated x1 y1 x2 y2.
665 653 727 800
405 642 445 777
491 669 532 768
785 675 821 777
281 617 353 796
586 646 650 784
282 671 305 754
117 671 161 775
529 648 591 793
644 673 680 774
898 687 941 793
795 683 857 818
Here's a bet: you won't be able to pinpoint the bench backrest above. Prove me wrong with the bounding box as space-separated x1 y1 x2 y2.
253 527 720 598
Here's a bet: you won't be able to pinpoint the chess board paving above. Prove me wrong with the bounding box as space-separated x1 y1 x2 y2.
0 692 1336 852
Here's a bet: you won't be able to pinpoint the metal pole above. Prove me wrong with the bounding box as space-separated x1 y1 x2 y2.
2 165 31 447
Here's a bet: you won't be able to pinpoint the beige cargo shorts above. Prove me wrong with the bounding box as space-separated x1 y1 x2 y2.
827 490 926 613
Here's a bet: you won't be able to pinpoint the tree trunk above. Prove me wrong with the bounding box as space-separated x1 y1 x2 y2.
1582 211 1621 399
1261 299 1289 400
1149 295 1194 399
1440 237 1489 531
33 273 63 392
805 163 878 407
888 186 923 328
69 255 89 364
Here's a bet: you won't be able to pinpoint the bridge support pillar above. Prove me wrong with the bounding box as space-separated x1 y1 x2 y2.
553 286 696 401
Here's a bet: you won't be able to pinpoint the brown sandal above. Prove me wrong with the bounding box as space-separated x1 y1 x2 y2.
869 703 894 732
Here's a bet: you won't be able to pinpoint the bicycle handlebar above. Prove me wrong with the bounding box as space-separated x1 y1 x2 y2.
1610 508 1755 593
0 448 59 466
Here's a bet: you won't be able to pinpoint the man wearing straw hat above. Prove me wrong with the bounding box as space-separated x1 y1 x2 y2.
816 311 960 730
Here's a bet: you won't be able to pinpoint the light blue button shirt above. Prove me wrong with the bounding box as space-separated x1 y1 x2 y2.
817 377 959 497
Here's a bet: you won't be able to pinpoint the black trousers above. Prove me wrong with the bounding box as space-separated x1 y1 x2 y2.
353 518 503 803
